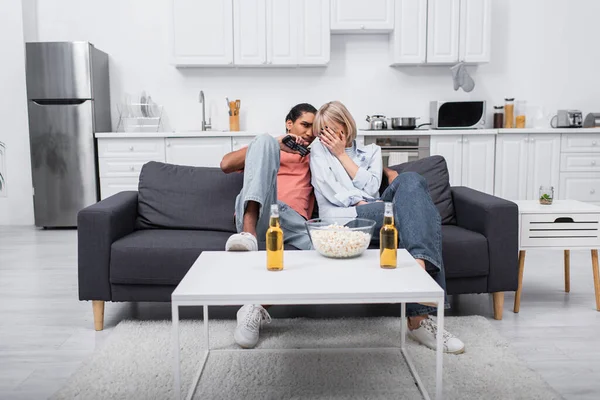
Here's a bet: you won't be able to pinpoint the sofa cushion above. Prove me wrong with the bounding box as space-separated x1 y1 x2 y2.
136 162 243 232
442 225 489 279
110 229 297 285
385 155 456 225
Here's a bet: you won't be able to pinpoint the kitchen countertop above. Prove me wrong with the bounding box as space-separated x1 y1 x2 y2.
95 127 600 139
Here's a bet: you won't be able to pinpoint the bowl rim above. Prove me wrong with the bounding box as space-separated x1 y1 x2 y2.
305 217 376 231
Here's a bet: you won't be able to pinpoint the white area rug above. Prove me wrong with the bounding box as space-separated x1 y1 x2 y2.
52 316 561 400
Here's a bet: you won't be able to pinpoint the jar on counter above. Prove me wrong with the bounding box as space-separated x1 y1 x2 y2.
515 100 527 128
493 106 504 128
504 98 515 128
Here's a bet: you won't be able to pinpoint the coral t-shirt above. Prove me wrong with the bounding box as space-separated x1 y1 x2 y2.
277 151 314 220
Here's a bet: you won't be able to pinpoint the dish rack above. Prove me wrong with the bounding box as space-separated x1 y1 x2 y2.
116 102 164 132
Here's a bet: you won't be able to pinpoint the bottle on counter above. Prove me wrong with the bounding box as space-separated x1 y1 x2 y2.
380 202 398 269
266 204 284 271
493 106 504 128
504 98 515 128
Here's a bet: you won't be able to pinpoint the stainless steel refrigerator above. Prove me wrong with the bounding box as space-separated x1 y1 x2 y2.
25 42 111 228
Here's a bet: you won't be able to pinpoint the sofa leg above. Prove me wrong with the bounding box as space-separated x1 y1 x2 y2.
93 300 105 331
492 292 504 320
513 250 526 313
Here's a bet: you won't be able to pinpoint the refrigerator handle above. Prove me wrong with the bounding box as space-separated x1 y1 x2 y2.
31 99 88 106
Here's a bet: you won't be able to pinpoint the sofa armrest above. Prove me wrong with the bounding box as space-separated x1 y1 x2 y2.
451 187 519 293
78 191 138 301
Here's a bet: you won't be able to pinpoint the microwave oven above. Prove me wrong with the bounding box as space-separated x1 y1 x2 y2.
430 101 486 129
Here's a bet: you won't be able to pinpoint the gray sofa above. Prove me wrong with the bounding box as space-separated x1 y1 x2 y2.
78 156 518 330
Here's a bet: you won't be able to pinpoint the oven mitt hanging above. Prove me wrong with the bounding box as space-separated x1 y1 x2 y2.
450 62 475 92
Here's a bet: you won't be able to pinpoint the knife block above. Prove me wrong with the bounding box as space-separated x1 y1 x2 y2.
229 115 240 132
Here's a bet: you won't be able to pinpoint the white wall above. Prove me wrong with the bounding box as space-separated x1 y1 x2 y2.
0 0 34 225
33 0 600 133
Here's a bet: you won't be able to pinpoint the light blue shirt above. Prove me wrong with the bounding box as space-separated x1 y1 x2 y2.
309 138 382 218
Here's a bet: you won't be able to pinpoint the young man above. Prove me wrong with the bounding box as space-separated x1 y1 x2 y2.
220 103 317 348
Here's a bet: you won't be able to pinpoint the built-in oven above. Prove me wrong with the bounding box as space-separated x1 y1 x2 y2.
364 135 430 167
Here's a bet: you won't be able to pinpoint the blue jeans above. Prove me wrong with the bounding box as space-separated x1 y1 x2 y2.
356 172 449 317
235 135 313 250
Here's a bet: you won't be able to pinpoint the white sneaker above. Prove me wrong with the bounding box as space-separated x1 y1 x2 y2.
234 304 271 349
407 316 465 354
225 232 258 251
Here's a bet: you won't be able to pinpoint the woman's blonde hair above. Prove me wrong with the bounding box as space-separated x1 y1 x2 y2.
313 101 357 146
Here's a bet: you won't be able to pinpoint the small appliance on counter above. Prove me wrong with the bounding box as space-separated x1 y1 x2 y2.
552 110 583 128
365 115 388 130
429 101 486 129
584 113 600 128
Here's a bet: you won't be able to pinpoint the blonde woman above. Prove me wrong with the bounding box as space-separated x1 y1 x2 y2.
309 101 465 354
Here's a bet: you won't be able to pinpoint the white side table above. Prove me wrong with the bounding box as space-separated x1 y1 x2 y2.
513 200 600 312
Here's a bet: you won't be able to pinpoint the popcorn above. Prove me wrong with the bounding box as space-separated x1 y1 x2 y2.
310 224 371 258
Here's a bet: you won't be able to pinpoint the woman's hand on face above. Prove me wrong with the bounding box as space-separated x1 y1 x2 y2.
319 126 346 158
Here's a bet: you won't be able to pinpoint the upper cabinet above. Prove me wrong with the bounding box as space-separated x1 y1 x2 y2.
298 0 331 65
330 0 394 33
426 0 461 64
391 0 491 65
170 0 234 66
459 0 492 63
171 0 330 67
233 0 267 66
390 0 427 64
266 0 297 65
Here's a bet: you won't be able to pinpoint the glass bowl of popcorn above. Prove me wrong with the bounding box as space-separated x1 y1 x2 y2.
305 218 376 258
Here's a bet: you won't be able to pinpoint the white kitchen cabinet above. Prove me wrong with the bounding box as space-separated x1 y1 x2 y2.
100 178 140 200
166 138 231 168
526 134 561 200
266 0 297 65
431 134 495 193
459 0 491 63
559 173 600 203
426 0 460 64
430 135 462 187
390 0 427 65
298 0 330 65
461 135 495 194
330 0 394 33
232 136 256 151
494 134 529 200
233 0 267 66
494 134 561 201
561 134 600 153
170 0 234 66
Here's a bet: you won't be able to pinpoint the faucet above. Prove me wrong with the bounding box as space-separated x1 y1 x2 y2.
199 90 211 131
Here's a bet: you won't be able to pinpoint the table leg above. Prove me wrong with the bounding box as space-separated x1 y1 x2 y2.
564 250 571 293
436 298 444 400
401 303 406 350
204 305 209 349
514 250 526 313
592 250 600 311
172 303 181 400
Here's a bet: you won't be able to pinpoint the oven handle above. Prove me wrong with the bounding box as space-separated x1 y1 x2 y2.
380 146 430 151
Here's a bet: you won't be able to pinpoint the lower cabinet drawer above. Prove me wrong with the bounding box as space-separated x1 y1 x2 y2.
520 213 600 248
98 158 149 178
100 177 140 200
560 153 600 172
561 134 600 152
559 172 600 202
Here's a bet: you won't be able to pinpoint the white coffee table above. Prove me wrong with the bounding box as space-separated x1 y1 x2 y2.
171 249 445 400
513 200 600 313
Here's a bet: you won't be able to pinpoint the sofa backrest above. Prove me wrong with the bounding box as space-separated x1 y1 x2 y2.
383 155 456 225
136 161 243 232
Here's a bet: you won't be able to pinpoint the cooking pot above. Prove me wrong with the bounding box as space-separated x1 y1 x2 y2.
391 117 431 130
366 115 388 130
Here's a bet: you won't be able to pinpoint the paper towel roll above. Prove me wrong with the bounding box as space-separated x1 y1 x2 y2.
388 152 409 167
